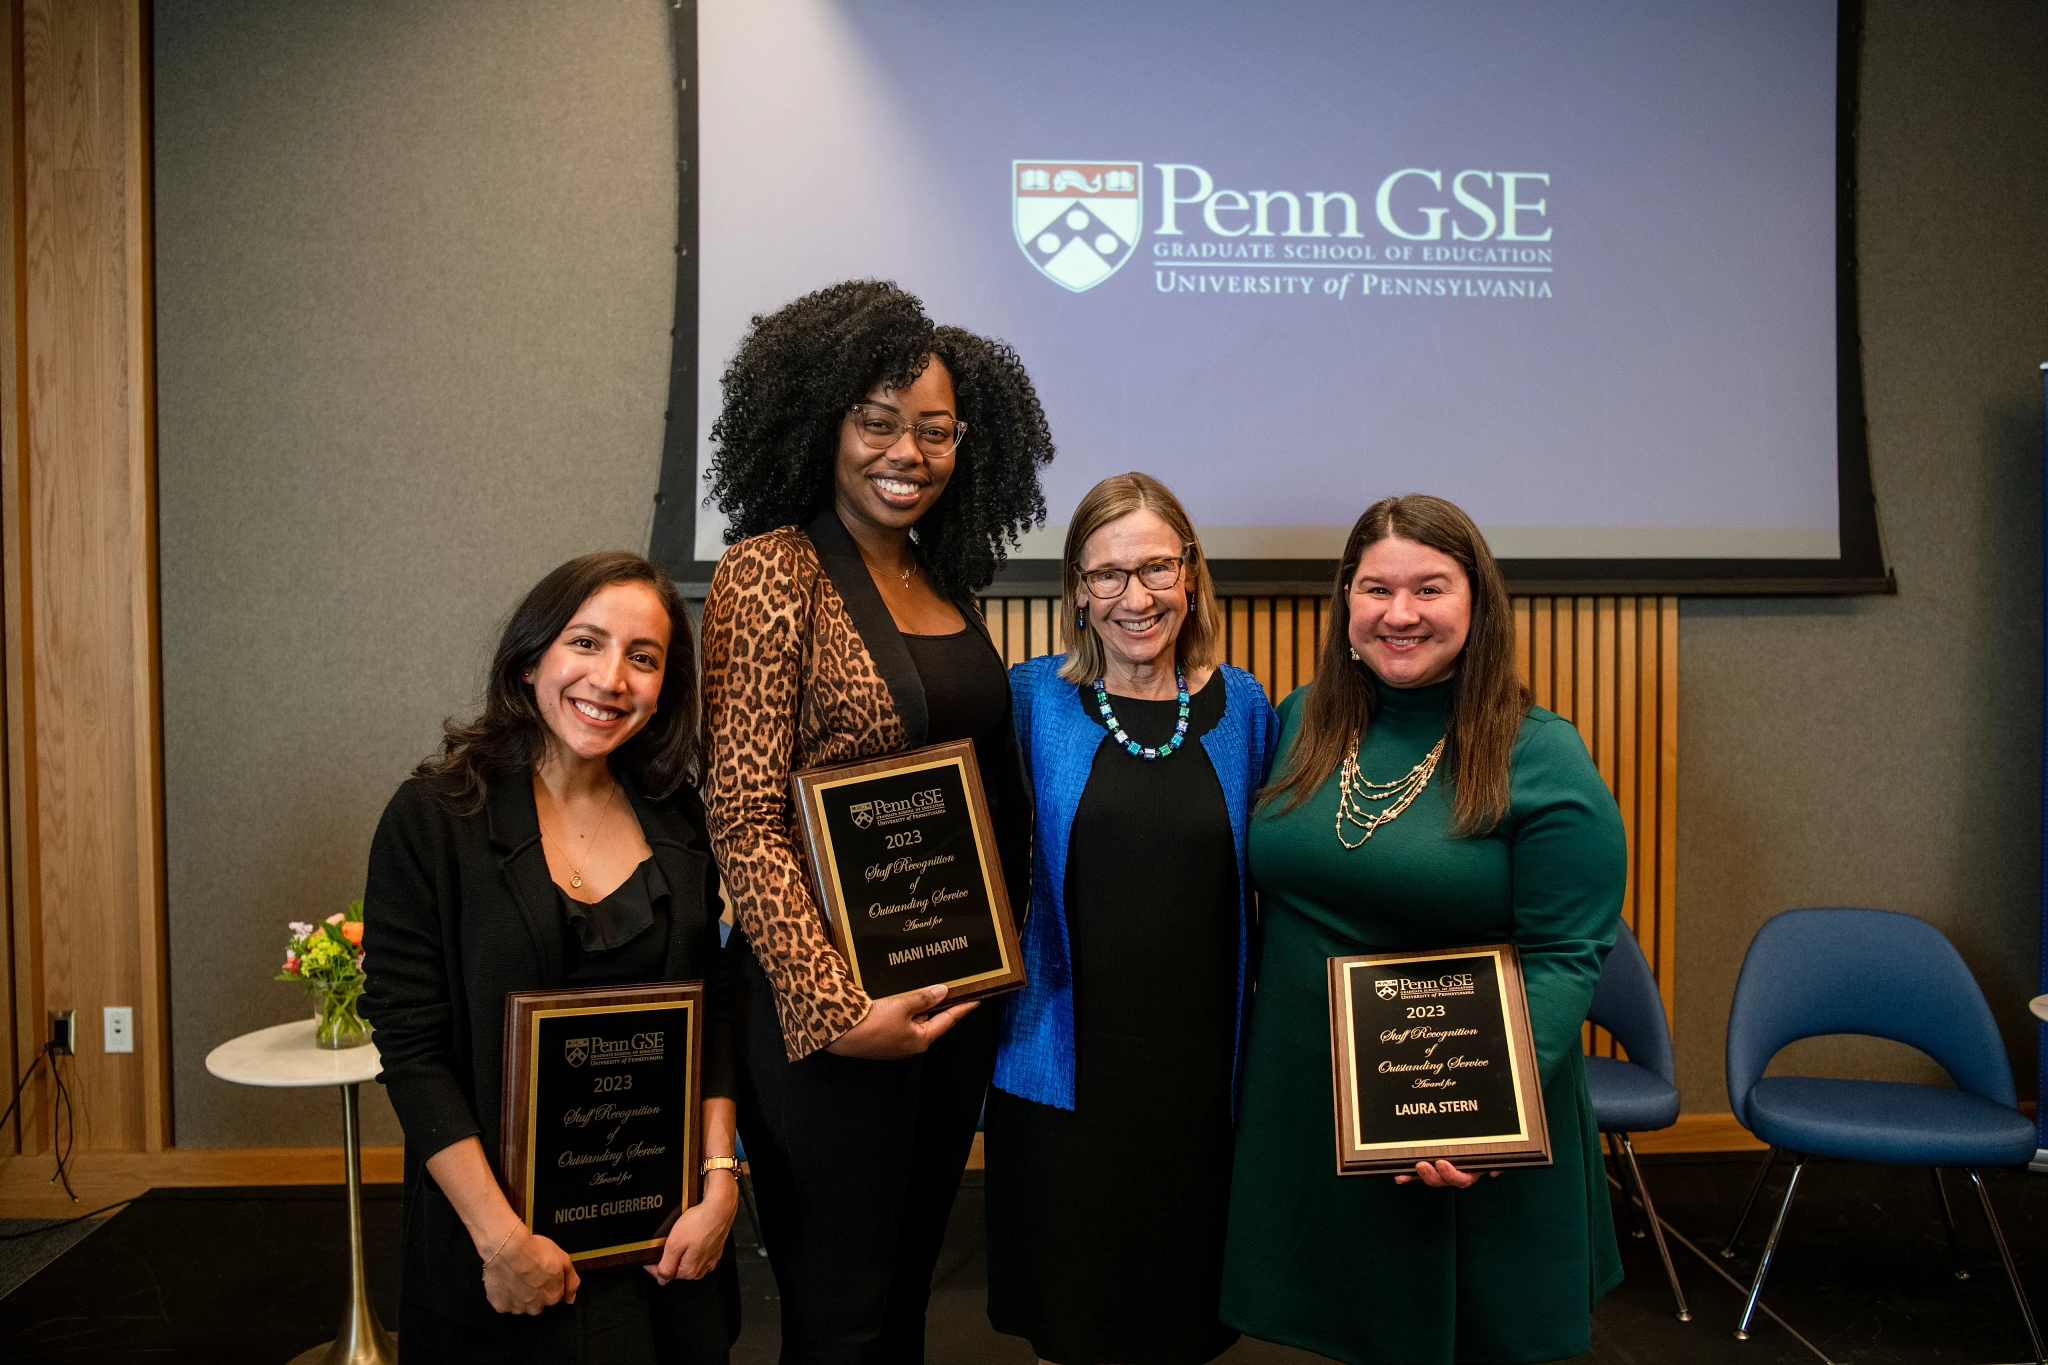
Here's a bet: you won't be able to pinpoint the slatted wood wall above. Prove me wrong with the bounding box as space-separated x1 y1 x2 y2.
980 594 1680 1036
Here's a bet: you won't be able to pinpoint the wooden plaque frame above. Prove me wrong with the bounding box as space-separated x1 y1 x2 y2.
1327 944 1551 1176
501 981 704 1268
790 739 1026 1003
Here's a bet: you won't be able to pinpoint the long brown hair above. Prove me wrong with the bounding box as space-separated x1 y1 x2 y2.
1057 472 1222 685
415 552 701 812
1262 495 1527 835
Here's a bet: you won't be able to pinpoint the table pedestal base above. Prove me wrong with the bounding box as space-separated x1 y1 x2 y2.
292 1080 399 1365
287 1326 397 1365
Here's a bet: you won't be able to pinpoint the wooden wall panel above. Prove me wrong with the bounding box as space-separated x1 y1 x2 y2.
0 0 163 1157
979 592 1680 1044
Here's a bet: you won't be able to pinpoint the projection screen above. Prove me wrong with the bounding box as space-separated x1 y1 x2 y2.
650 0 1886 595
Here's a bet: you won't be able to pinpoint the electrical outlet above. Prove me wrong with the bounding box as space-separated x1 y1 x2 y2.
104 1006 134 1054
48 1009 74 1055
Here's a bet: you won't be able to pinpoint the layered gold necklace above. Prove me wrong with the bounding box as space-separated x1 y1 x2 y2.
1335 735 1446 849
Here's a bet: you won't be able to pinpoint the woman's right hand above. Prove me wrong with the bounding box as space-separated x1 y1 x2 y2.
826 984 978 1059
481 1227 581 1315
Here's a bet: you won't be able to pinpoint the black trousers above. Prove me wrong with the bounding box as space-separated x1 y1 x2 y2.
732 935 997 1365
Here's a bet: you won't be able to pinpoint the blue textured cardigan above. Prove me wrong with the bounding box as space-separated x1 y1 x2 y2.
993 654 1279 1111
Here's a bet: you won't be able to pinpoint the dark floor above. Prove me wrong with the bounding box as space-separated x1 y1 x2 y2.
0 1155 2042 1363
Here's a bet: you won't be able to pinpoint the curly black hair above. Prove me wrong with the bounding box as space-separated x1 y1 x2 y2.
706 279 1054 597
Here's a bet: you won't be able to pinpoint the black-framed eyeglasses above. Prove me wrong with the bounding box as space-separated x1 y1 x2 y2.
847 403 967 456
1077 547 1192 599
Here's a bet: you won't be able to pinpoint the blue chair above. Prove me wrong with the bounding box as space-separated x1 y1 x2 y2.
1721 908 2041 1358
1585 922 1689 1321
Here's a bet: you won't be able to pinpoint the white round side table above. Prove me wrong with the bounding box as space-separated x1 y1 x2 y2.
206 1019 396 1365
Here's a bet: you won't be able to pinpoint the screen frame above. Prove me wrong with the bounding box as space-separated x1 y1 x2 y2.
649 0 1891 599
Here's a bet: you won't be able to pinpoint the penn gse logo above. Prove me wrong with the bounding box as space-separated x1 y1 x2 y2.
1375 979 1400 1001
564 1037 589 1066
849 802 874 830
1014 161 1142 292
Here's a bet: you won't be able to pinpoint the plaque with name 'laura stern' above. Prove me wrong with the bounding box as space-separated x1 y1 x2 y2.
791 739 1025 1004
500 982 702 1268
1327 944 1551 1176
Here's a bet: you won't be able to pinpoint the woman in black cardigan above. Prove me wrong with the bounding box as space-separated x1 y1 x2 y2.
363 551 739 1364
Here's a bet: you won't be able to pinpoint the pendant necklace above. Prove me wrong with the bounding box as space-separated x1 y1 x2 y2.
549 780 621 889
1092 666 1191 760
1335 735 1445 848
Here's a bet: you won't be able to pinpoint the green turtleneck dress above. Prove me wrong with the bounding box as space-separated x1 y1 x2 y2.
1222 680 1626 1365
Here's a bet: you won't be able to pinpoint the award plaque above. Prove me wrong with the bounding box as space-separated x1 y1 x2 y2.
500 981 703 1268
790 739 1025 1003
1327 944 1551 1176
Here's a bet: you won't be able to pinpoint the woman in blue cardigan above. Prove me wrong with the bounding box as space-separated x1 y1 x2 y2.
986 472 1279 1365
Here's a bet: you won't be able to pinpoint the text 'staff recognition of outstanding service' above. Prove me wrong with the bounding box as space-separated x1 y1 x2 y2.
501 982 703 1268
1327 945 1551 1175
792 739 1025 1003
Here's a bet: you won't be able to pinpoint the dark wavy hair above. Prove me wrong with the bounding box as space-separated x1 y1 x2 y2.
1262 495 1528 835
415 552 700 812
706 280 1054 596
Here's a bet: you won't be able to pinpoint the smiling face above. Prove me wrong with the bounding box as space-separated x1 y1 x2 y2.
1345 534 1472 689
831 356 958 539
524 580 672 765
1076 508 1189 682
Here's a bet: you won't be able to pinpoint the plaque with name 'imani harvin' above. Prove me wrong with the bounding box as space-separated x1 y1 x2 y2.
1326 944 1551 1176
500 982 702 1268
790 739 1025 1004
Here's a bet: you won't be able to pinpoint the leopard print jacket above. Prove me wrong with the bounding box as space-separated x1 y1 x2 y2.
700 525 908 1059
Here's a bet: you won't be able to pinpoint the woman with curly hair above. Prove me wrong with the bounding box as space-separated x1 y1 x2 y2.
699 280 1052 1362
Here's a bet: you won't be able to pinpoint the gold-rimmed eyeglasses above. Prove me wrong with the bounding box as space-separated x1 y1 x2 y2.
1077 547 1192 599
846 403 967 456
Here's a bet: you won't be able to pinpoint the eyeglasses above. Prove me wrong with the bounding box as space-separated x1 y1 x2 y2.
1077 548 1192 599
846 403 967 456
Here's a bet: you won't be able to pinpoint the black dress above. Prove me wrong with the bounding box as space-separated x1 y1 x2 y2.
987 673 1240 1365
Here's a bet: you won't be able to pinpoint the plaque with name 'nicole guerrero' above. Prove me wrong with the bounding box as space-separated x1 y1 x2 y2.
500 982 702 1268
791 739 1025 1003
1327 944 1551 1176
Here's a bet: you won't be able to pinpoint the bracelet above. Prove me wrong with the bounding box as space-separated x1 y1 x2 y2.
480 1226 518 1273
700 1155 742 1178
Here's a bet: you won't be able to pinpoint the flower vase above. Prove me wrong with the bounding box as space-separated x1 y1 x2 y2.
314 982 372 1049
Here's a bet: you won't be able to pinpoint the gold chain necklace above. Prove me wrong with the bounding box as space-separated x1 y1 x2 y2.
545 780 621 889
1335 735 1446 849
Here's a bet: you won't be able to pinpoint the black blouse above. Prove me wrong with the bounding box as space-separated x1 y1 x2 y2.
560 856 670 986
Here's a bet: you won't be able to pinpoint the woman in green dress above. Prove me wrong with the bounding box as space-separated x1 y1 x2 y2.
1221 494 1626 1365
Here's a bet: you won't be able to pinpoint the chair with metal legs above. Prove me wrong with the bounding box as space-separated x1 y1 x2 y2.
1721 907 2042 1361
1584 922 1690 1321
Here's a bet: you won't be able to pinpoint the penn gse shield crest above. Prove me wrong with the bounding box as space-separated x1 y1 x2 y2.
1014 161 1142 292
1375 979 1400 1001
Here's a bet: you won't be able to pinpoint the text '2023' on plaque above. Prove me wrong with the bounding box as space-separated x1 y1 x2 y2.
792 739 1025 1003
500 982 703 1268
1326 944 1551 1176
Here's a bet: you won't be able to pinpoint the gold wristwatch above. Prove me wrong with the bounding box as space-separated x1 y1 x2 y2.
700 1155 742 1178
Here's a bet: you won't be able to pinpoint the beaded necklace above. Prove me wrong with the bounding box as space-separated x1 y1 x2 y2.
1334 735 1446 848
1091 666 1192 761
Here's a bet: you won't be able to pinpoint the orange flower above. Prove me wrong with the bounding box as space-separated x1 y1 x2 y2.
338 920 364 947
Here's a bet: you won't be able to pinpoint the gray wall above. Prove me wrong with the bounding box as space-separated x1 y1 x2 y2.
155 0 678 1145
155 1 2048 1144
1675 2 2048 1108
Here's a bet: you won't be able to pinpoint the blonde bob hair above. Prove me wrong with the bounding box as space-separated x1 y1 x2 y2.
1057 472 1221 685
